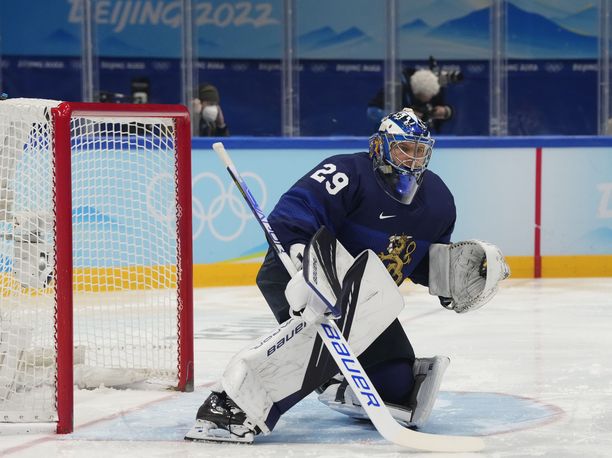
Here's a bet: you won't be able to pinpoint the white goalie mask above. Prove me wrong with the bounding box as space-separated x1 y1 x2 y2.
369 108 435 205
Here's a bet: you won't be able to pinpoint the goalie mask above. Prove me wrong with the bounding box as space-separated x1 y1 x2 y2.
369 108 435 205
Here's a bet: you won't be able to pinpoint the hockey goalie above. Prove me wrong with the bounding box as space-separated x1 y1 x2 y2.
185 108 510 443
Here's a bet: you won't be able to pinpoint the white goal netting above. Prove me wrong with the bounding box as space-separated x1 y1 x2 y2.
0 99 190 425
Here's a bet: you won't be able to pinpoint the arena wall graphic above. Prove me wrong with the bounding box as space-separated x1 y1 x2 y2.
0 0 602 135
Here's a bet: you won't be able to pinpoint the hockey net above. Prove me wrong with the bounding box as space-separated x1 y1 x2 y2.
0 99 193 433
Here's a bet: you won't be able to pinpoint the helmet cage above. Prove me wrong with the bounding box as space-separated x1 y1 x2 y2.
379 132 434 179
369 124 435 205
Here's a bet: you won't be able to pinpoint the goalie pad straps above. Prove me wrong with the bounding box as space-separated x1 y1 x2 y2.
428 240 510 313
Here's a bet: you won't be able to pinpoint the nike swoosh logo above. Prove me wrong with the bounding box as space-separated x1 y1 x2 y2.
379 212 397 220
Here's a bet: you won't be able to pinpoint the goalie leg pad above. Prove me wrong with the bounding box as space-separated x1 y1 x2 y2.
408 356 450 428
317 356 449 429
220 242 405 434
318 377 415 425
221 318 316 434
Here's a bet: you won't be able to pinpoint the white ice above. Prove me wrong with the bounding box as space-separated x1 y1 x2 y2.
2 278 612 457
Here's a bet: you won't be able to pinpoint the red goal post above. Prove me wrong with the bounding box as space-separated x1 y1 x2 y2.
0 99 193 434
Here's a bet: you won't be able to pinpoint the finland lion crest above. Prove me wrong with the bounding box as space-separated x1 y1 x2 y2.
378 234 417 284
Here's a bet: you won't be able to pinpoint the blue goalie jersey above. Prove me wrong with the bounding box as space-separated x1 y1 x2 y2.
268 152 456 286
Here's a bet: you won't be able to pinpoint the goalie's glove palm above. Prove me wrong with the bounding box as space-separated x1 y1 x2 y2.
451 247 488 311
430 240 510 314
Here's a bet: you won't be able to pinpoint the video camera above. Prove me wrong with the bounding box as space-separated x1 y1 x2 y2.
97 91 128 103
428 55 463 87
98 77 150 104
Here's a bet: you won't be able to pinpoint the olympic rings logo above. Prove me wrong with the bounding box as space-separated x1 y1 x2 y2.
146 171 267 242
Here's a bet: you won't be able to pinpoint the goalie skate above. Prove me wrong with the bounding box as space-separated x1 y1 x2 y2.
184 391 260 444
318 356 450 428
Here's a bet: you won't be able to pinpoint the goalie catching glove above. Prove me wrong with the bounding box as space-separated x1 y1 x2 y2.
428 240 510 314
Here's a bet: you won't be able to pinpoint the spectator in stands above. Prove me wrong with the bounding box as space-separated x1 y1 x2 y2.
193 83 229 137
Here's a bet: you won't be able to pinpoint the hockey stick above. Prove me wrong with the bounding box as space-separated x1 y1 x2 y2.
212 142 485 453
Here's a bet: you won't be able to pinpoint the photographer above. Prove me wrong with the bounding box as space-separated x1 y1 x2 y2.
367 58 461 133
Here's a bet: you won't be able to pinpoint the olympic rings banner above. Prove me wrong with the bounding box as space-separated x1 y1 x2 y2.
190 144 334 265
189 137 612 285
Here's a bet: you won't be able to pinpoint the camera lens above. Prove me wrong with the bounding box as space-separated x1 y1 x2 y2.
450 71 463 83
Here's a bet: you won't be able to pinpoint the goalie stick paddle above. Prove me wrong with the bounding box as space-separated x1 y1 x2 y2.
211 141 485 453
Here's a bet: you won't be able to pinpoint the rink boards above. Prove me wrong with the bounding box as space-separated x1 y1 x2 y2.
3 136 609 290
190 136 612 286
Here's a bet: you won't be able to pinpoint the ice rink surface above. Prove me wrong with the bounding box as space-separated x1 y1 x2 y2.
1 278 612 457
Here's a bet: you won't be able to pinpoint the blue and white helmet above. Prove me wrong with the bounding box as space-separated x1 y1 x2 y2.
369 108 435 205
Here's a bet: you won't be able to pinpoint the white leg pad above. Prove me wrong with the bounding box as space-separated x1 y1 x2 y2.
410 355 450 428
318 380 415 425
221 318 316 434
220 248 405 434
220 231 405 434
317 355 450 429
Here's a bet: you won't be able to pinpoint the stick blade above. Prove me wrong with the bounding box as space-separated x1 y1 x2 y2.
383 421 485 452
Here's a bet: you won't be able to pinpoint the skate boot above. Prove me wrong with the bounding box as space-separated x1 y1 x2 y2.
184 391 260 444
